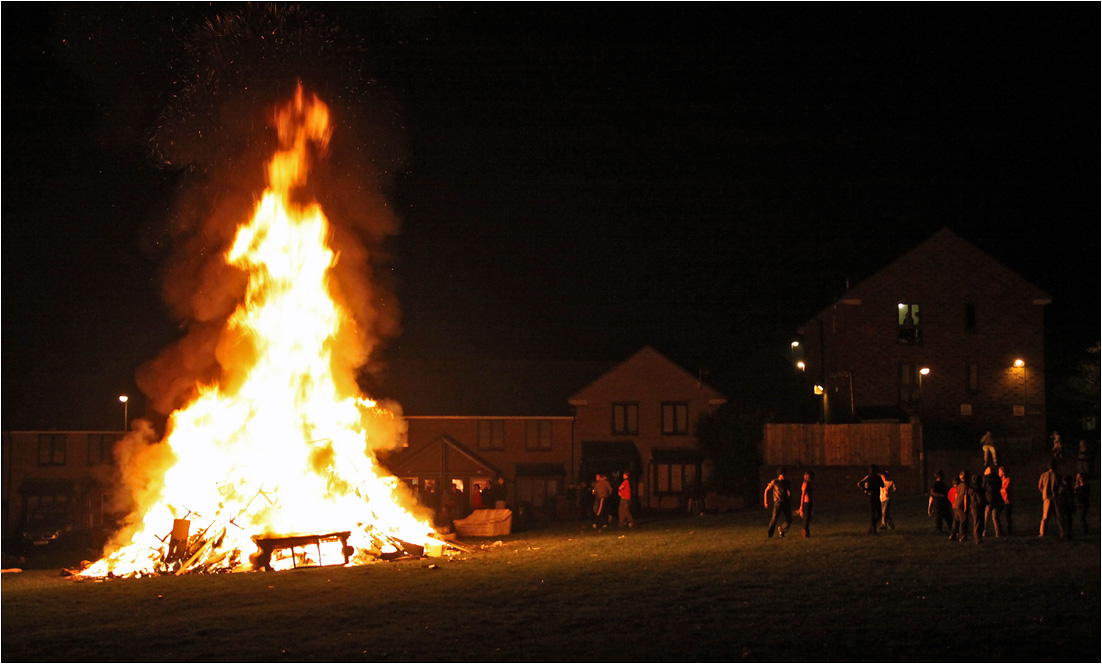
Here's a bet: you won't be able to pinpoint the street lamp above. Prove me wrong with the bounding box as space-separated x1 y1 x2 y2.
918 367 930 400
119 395 129 431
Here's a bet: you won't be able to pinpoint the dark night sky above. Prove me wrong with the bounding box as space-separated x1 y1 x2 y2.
2 3 1099 429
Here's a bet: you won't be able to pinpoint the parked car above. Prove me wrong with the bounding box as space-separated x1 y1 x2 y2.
21 507 78 553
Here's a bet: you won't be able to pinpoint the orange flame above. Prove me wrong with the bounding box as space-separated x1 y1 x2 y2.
83 86 435 577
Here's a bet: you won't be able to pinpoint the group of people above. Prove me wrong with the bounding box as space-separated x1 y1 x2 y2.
761 451 1092 542
762 467 814 538
590 472 635 528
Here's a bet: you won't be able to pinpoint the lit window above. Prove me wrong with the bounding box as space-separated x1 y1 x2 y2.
661 403 689 435
612 403 639 436
477 420 505 450
897 303 922 343
525 420 552 450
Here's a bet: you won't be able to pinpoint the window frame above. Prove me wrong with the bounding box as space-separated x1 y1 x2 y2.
37 434 67 466
611 402 639 436
897 303 922 344
660 402 690 435
477 420 505 451
525 420 553 451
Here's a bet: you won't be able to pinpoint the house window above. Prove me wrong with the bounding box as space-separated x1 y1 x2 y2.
1012 405 1025 417
899 364 922 403
88 434 118 465
897 303 921 343
661 403 689 435
611 403 639 436
515 477 561 507
38 434 67 466
655 463 698 494
965 304 976 331
967 362 980 394
477 420 505 450
525 420 552 450
960 404 973 416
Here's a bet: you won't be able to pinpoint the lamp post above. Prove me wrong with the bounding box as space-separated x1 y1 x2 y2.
917 367 930 491
119 395 129 432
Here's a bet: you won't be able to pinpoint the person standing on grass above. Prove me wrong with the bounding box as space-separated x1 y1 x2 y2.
763 467 792 538
930 471 952 534
1038 458 1059 537
1074 471 1090 536
948 472 969 542
592 473 613 528
967 473 986 544
1056 474 1074 540
879 469 897 530
798 470 814 538
617 472 635 527
982 466 1004 537
999 466 1013 535
858 464 885 535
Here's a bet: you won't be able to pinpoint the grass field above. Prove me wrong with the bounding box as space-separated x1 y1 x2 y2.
2 496 1098 662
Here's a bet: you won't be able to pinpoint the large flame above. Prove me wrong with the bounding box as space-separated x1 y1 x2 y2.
84 86 435 577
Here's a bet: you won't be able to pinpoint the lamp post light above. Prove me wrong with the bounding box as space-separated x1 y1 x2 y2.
119 395 129 431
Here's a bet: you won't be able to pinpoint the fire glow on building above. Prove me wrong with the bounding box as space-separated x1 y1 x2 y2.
82 86 444 578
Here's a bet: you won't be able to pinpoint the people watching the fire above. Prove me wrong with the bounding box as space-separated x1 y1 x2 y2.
592 473 613 528
763 467 792 538
999 466 1013 535
1038 459 1059 537
879 469 896 530
618 472 635 527
1074 472 1090 536
982 466 1004 538
930 471 952 534
798 470 814 538
857 465 885 535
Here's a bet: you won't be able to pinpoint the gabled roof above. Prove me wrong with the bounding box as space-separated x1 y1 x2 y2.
569 346 727 403
383 434 503 477
803 227 1051 325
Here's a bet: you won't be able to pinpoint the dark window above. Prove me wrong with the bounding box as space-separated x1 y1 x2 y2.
899 364 922 403
516 477 561 507
88 434 118 465
661 403 689 435
964 304 976 331
38 434 67 466
477 420 505 450
525 420 552 450
897 303 922 343
655 463 698 494
967 362 980 394
611 403 639 436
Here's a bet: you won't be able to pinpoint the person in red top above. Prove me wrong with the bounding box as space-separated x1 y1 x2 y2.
618 472 635 527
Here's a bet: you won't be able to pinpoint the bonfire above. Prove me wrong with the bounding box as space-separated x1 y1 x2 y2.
82 86 443 578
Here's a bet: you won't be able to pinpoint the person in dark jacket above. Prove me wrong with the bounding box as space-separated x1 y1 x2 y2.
930 471 952 534
982 466 1004 537
763 467 792 538
968 474 986 544
857 464 885 535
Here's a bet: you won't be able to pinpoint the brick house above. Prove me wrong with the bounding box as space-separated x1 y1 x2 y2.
794 228 1050 452
2 430 124 551
381 347 727 516
569 346 727 510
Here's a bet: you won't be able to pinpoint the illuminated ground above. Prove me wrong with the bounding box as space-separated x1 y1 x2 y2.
2 496 1097 662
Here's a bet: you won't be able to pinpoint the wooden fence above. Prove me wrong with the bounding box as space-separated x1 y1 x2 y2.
762 423 919 468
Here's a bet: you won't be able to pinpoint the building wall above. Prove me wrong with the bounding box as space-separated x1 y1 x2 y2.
2 431 123 550
398 416 574 512
800 230 1048 449
571 348 726 509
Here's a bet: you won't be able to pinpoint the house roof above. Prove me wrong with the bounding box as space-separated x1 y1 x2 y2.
801 227 1052 328
569 345 727 403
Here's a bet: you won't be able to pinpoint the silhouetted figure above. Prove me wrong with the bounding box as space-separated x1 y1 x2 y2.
879 469 897 530
1056 474 1074 540
764 467 792 538
592 474 613 528
930 471 952 534
1074 472 1090 536
982 466 1004 537
618 472 635 527
858 464 885 535
1038 459 1059 537
799 471 815 538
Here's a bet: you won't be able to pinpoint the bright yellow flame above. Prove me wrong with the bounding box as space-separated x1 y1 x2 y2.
83 86 435 578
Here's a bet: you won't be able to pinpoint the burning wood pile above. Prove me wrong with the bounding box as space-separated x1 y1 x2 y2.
78 86 459 579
